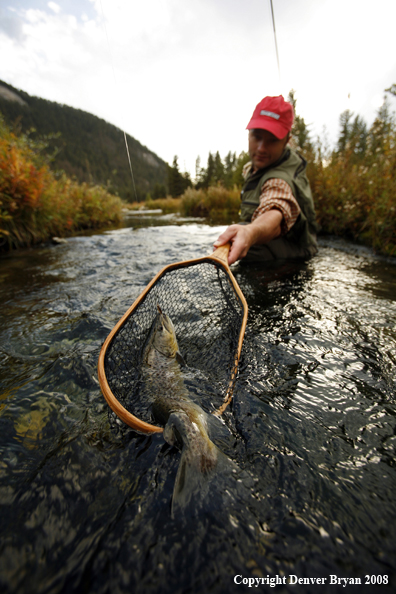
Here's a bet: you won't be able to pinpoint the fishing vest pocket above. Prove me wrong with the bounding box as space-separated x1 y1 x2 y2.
240 189 260 222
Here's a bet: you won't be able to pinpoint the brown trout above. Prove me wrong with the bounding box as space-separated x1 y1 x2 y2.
142 306 236 515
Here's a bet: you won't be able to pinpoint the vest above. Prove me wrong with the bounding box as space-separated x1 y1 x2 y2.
240 148 318 250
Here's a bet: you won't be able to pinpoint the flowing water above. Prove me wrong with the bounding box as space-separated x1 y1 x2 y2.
0 213 395 594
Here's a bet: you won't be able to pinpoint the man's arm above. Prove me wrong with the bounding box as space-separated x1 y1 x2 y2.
213 209 283 265
214 178 300 265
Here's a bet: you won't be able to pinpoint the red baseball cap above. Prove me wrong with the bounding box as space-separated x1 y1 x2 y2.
246 95 294 139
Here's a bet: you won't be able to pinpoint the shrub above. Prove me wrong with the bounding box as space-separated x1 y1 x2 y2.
145 196 182 213
0 116 123 250
180 185 240 223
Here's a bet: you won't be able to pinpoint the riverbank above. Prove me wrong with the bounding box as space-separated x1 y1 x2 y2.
144 186 241 223
142 176 396 257
2 112 395 257
0 116 123 251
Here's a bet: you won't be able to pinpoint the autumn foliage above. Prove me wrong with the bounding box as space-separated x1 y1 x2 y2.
0 116 123 250
304 98 396 256
178 89 396 256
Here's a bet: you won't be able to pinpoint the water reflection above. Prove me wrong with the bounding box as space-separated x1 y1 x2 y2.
0 221 395 593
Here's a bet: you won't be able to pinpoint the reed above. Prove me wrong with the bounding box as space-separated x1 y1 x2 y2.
0 117 123 250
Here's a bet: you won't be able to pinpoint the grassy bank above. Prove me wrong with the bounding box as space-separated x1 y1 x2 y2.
144 196 181 213
145 186 241 224
180 186 240 223
0 116 123 250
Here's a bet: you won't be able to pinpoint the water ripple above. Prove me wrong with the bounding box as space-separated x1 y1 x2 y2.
0 226 396 593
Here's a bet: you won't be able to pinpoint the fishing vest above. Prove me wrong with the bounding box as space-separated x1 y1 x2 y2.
240 148 318 250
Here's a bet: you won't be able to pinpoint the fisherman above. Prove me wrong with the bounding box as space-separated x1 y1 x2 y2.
213 95 318 265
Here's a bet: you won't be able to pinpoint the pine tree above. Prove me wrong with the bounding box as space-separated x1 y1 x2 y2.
167 156 192 197
223 151 237 189
213 151 224 185
337 109 353 154
287 89 313 154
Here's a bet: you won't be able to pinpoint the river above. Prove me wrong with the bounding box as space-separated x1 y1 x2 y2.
0 212 395 594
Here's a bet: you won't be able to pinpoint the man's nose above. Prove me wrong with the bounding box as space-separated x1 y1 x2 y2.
257 139 267 151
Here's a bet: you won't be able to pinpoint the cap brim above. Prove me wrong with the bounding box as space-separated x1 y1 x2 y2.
246 118 290 139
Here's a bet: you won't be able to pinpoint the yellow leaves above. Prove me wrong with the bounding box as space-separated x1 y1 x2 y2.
0 120 123 249
0 139 49 211
179 185 240 222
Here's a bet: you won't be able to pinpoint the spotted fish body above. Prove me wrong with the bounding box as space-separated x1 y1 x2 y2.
142 307 234 514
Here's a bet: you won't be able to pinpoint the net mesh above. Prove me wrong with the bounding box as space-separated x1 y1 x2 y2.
104 259 245 425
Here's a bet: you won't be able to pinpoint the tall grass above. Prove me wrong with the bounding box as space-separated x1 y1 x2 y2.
144 196 181 213
0 116 123 250
180 185 240 223
144 187 240 223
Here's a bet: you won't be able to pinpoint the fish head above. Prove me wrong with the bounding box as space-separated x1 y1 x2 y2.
151 309 179 358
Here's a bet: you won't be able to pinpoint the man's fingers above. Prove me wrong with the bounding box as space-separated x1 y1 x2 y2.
213 225 239 248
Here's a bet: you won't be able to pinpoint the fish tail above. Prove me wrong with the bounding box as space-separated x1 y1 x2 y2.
171 445 217 517
164 413 237 517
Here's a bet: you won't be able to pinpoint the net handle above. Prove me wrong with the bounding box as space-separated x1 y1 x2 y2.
98 243 247 434
210 243 230 267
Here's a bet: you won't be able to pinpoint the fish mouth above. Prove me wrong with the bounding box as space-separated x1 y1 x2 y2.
161 316 174 334
157 305 175 335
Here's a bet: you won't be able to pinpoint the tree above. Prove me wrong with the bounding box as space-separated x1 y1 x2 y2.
213 151 225 185
167 156 192 197
368 96 393 156
287 89 313 154
223 151 237 189
152 182 167 199
337 109 354 154
231 151 250 187
349 115 368 159
196 152 215 189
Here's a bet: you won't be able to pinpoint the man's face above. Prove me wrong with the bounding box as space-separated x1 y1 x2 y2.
248 129 289 171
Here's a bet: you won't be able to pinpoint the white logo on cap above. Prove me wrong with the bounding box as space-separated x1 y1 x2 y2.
260 110 280 120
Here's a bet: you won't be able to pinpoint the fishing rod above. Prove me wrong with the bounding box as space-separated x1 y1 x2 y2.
99 0 138 202
269 0 281 87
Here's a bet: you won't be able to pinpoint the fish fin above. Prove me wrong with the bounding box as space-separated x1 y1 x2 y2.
171 442 241 518
164 412 242 518
176 351 186 366
171 445 210 518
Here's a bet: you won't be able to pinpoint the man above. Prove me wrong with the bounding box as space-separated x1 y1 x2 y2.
213 95 318 265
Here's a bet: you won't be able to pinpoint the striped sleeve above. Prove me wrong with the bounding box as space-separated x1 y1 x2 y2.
251 178 301 235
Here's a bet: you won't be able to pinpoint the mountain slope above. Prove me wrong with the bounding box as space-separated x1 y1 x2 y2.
0 80 167 201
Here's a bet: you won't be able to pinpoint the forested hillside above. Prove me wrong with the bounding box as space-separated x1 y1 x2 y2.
0 80 167 201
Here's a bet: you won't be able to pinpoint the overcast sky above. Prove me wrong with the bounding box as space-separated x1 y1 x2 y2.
1 0 395 178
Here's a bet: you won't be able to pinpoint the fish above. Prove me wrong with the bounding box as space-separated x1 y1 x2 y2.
142 305 238 516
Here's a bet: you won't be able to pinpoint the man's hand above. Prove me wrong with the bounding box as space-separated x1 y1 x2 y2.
213 225 254 265
213 209 283 265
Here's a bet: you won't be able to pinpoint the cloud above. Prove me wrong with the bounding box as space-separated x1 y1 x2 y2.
0 8 26 41
0 0 395 176
47 2 60 14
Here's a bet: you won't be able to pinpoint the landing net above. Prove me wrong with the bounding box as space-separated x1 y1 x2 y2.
103 258 246 429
